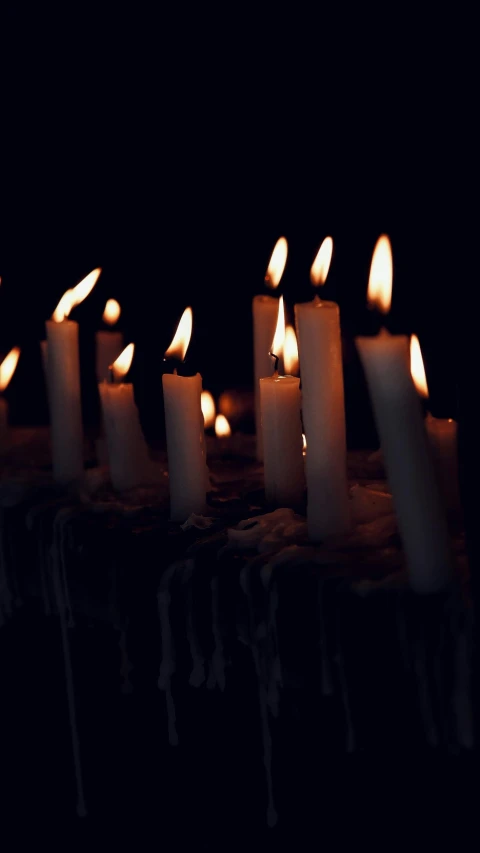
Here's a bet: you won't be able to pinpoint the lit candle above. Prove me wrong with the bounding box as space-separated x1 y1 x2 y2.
201 390 216 430
260 297 305 507
410 334 461 520
96 299 124 381
295 237 350 540
253 237 288 460
0 347 21 447
46 268 101 485
356 236 452 593
283 325 299 376
99 343 152 490
163 308 207 522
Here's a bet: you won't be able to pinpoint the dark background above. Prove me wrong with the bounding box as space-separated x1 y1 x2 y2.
0 11 473 444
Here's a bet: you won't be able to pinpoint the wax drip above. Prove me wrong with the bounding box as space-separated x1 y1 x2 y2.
52 542 87 817
54 508 78 629
318 579 334 696
158 565 179 746
210 576 226 692
243 563 278 827
183 560 206 689
119 628 133 694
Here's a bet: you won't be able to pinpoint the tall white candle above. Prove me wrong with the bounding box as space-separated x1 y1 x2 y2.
0 347 21 448
96 299 124 381
260 298 304 507
356 237 452 593
295 237 350 540
253 237 288 460
410 335 461 519
46 268 101 485
163 308 207 522
99 344 152 490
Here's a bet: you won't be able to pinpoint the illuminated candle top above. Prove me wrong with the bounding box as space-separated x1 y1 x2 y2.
103 298 121 326
215 414 231 437
0 347 21 392
164 307 193 362
367 235 392 314
284 325 299 375
410 334 429 398
265 237 288 289
112 342 134 381
310 236 334 288
52 267 102 322
201 391 216 428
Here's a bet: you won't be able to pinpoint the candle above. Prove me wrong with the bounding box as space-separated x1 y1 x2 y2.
0 347 21 447
99 343 152 490
253 237 288 460
46 268 101 485
215 414 231 437
260 297 305 507
96 299 124 381
201 390 216 429
283 325 299 376
356 236 452 593
295 237 350 540
163 307 207 522
410 334 461 520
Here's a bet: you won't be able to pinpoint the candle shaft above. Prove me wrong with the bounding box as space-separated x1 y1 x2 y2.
45 320 84 485
425 414 461 520
260 375 305 507
99 382 152 490
163 372 207 521
253 295 278 460
96 331 124 382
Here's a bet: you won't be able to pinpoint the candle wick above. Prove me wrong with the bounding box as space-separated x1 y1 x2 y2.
108 366 115 384
269 351 279 374
173 367 178 376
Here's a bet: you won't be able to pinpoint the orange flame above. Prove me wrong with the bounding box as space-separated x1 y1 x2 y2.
165 307 193 362
0 346 21 392
410 334 429 399
103 298 121 326
201 391 216 429
310 236 333 286
52 267 102 322
302 433 307 454
284 325 299 375
271 296 285 360
112 343 134 381
368 236 392 314
215 414 231 438
265 237 288 289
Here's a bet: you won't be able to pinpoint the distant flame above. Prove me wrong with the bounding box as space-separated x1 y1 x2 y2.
410 334 429 398
201 391 216 429
265 237 288 289
215 414 231 438
112 343 134 381
284 325 299 375
368 236 392 314
103 298 121 326
164 307 193 362
52 267 102 322
271 296 285 361
0 346 21 392
310 236 333 286
302 433 307 454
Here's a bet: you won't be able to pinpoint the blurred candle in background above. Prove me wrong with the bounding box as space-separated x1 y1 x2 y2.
283 325 299 375
0 347 21 446
201 390 216 429
96 299 124 381
253 237 288 460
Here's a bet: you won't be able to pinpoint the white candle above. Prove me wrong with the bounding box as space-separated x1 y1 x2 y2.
0 347 21 447
163 308 207 522
96 299 124 381
46 268 101 485
410 335 461 519
260 297 304 507
295 237 350 540
356 237 452 593
99 344 152 490
253 237 288 460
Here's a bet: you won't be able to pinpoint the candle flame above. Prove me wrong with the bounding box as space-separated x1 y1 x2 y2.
112 342 134 380
103 298 121 326
284 325 299 375
165 307 193 362
310 236 333 286
52 267 102 322
368 236 392 314
410 334 429 398
265 237 288 289
271 296 285 360
201 391 216 429
0 346 21 392
215 414 231 437
302 433 307 453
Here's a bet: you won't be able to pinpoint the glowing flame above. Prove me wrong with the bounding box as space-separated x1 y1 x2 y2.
265 237 288 289
165 307 193 362
368 236 392 314
215 414 231 438
310 236 333 286
284 325 299 375
271 296 285 360
0 346 21 392
103 298 121 326
52 267 102 322
302 433 307 454
112 343 134 381
201 391 216 429
410 335 429 399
